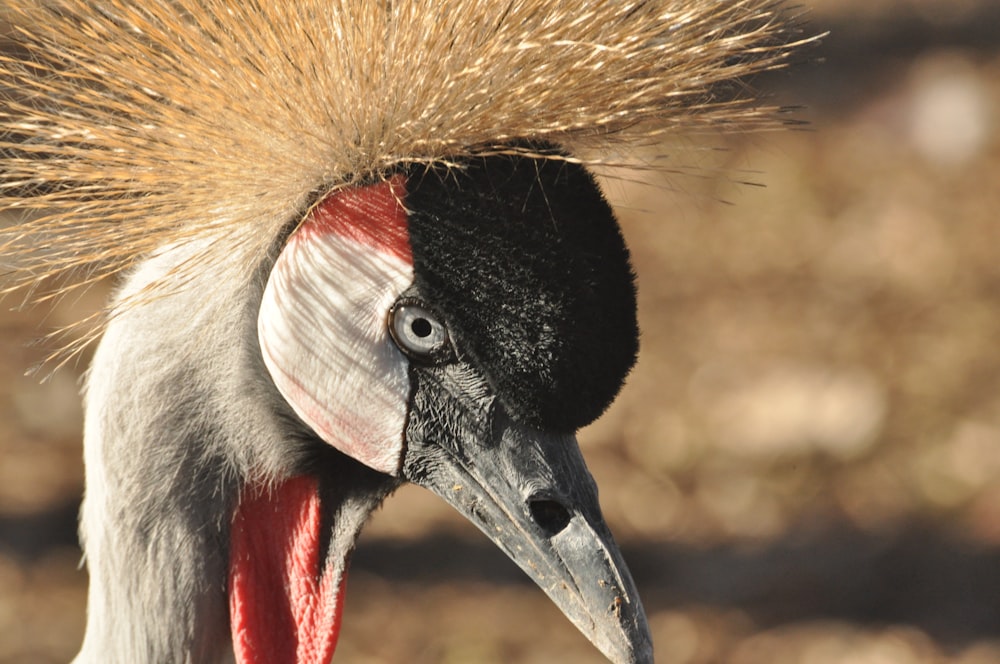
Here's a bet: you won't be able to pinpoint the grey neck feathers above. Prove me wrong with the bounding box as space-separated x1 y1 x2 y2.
75 241 396 663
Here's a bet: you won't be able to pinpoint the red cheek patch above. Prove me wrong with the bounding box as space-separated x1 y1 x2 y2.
259 173 416 476
301 174 412 265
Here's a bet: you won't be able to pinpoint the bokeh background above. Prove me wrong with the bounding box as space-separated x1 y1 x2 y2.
2 1 999 662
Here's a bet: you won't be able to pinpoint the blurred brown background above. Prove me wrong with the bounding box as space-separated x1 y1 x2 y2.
2 1 999 662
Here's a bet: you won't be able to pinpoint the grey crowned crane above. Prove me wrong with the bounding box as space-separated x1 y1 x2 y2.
0 2 807 662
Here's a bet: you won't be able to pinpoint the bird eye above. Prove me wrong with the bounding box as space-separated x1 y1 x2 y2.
389 300 451 361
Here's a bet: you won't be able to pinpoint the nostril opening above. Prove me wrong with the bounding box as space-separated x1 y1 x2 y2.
529 498 572 537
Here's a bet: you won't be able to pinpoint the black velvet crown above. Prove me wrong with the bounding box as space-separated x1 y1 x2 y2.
405 154 639 433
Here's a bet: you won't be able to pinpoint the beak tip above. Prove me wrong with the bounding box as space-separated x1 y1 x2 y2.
619 638 655 664
600 637 653 664
631 636 655 664
628 642 653 664
590 605 653 664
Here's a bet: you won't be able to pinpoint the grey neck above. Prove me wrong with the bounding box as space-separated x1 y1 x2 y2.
74 242 396 663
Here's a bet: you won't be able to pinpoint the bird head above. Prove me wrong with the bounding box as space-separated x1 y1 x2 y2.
0 3 813 663
255 153 648 662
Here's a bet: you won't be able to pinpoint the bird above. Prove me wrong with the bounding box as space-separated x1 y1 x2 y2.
0 2 809 662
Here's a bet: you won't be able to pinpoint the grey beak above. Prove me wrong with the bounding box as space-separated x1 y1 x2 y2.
401 362 653 664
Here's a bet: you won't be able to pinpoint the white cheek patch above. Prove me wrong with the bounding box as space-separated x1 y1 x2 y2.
258 177 413 476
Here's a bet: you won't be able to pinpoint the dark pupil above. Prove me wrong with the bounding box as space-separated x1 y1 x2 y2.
410 318 433 338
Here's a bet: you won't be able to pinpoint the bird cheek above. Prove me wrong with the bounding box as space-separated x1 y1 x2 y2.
258 180 415 476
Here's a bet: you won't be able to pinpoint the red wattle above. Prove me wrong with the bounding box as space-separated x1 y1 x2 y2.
229 475 347 664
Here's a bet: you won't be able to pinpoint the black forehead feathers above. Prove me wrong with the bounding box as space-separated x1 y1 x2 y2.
404 154 638 432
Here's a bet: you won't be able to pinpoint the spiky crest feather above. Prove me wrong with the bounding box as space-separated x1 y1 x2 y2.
0 0 811 347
